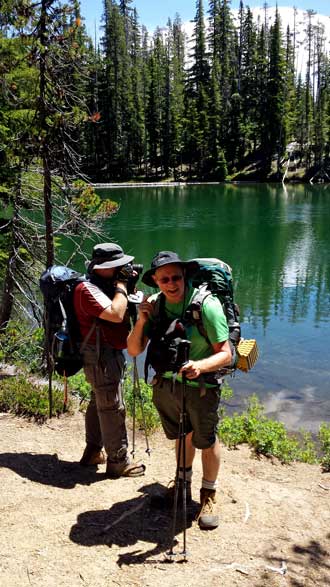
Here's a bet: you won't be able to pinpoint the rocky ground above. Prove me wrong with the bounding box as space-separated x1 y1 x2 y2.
0 409 329 587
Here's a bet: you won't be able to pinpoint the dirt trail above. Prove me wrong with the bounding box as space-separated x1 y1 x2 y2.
0 410 329 587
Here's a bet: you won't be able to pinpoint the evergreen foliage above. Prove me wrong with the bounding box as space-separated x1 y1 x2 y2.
2 1 330 185
0 1 118 334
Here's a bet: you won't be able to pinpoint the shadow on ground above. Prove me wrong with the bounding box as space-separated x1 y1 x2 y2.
257 533 330 586
0 452 104 488
70 482 199 565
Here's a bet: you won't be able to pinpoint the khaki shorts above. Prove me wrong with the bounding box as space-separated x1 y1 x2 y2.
152 377 221 449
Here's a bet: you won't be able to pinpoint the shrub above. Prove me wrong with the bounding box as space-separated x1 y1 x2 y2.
248 418 300 463
0 375 72 421
124 369 160 433
219 394 317 464
319 423 330 472
66 371 91 406
219 414 247 448
0 322 44 372
297 430 318 464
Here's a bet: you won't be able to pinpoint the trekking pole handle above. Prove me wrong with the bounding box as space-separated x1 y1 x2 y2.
177 339 191 370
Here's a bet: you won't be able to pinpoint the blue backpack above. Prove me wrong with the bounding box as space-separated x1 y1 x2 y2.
39 266 87 377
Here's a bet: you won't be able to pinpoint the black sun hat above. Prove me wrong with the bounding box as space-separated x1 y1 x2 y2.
86 243 134 273
142 251 187 287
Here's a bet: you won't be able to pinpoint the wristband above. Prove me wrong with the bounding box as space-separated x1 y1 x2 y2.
114 287 128 300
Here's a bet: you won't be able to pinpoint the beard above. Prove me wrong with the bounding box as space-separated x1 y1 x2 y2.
87 272 116 299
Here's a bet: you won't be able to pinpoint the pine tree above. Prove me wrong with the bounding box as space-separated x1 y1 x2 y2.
218 0 236 117
254 23 268 155
101 0 134 178
207 58 226 178
168 14 186 179
312 22 328 169
141 25 151 177
207 0 226 176
239 6 258 154
146 30 166 178
208 0 221 59
304 10 316 168
262 8 287 174
284 24 296 142
130 9 145 176
0 1 108 333
81 41 104 178
186 0 210 176
225 83 245 170
293 74 306 164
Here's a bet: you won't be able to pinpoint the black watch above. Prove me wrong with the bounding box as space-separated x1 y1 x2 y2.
114 287 128 300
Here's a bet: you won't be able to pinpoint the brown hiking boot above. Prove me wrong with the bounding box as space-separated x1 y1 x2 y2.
80 444 106 466
197 488 219 530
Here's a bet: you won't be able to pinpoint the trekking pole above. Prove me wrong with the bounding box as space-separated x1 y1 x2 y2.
181 370 188 559
127 293 151 458
130 361 137 459
48 368 53 419
132 357 151 457
63 372 68 411
45 310 53 419
167 339 191 562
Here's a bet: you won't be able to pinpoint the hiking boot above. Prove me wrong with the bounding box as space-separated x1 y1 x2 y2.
106 460 146 478
197 488 219 530
151 479 192 509
80 443 106 466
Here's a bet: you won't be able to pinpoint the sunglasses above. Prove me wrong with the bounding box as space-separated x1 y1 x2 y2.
157 274 184 285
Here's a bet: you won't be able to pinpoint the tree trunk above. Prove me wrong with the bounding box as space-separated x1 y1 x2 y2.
40 0 54 268
0 174 22 333
0 250 16 333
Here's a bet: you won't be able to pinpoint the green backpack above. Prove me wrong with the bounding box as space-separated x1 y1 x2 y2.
144 258 241 382
185 257 241 348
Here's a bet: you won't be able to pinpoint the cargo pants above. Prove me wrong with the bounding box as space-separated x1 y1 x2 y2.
82 343 129 466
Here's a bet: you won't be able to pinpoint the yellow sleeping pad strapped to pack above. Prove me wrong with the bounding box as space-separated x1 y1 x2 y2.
236 339 259 372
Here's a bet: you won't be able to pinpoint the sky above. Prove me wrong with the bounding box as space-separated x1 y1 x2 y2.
79 0 330 37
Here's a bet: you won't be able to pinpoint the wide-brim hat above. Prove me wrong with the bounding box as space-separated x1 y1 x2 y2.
86 243 134 272
142 251 187 287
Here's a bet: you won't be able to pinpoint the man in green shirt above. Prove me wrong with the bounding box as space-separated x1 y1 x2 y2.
127 251 232 529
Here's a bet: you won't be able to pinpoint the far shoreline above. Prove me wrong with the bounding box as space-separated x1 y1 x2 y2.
92 179 327 188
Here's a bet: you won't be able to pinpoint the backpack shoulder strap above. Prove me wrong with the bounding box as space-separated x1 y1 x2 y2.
150 292 166 326
184 285 237 371
184 285 212 343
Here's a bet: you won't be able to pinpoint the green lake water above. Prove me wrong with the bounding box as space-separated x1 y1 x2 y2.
64 182 330 432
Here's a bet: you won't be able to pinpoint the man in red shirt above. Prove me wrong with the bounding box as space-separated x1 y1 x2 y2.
74 242 145 478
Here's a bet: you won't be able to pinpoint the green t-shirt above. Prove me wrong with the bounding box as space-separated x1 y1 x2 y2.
145 286 229 385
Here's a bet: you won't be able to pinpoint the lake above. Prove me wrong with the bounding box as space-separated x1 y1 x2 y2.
69 182 330 433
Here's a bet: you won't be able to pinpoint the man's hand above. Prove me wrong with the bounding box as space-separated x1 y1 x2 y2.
137 297 155 325
127 296 154 356
180 360 202 380
180 340 233 379
115 264 139 294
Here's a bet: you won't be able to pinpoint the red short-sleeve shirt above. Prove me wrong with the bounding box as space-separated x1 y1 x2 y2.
73 281 130 349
